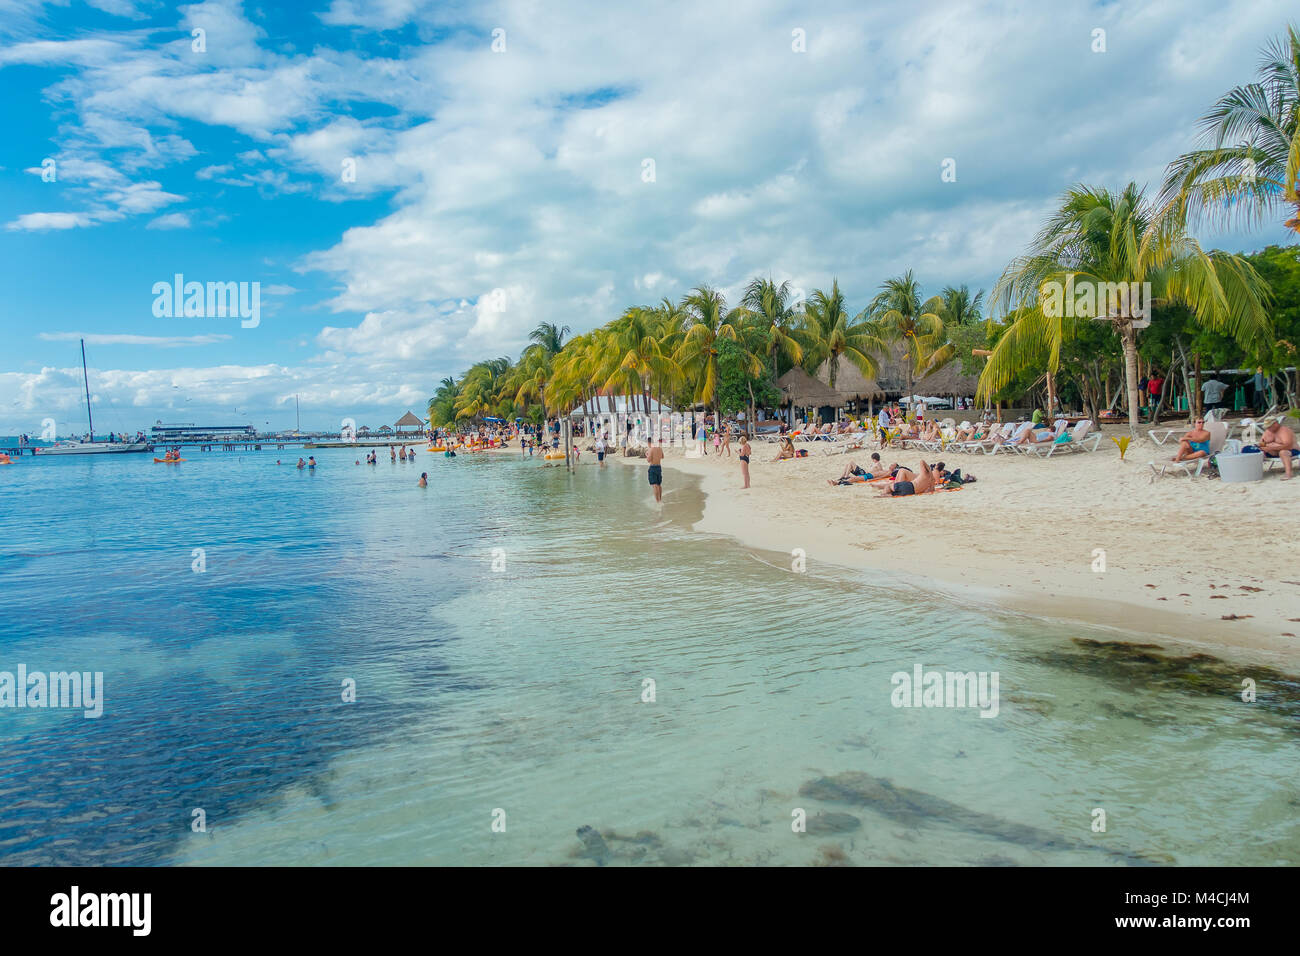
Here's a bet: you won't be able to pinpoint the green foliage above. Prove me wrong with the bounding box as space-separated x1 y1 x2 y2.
717 338 779 416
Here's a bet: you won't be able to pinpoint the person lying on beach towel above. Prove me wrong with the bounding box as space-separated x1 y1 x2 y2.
828 454 892 485
878 460 935 496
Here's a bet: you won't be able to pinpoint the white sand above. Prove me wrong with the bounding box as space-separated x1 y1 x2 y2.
609 428 1300 660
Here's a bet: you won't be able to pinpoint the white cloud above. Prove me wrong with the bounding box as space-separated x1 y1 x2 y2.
7 212 95 231
147 212 193 229
2 0 1297 431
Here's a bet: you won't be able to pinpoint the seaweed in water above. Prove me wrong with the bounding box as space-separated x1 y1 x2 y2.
1031 638 1300 724
799 772 1155 865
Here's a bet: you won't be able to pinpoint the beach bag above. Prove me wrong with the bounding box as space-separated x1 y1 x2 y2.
796 448 808 458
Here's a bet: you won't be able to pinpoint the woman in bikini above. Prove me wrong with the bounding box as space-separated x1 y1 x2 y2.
720 423 732 458
738 434 751 489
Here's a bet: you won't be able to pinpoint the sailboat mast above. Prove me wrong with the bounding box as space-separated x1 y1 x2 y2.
296 394 300 433
80 337 94 440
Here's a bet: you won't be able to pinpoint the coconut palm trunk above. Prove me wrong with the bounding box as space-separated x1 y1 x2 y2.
1121 321 1141 434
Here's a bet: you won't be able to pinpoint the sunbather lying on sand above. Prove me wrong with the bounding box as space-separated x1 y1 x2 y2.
878 460 936 496
828 454 892 485
1172 418 1211 462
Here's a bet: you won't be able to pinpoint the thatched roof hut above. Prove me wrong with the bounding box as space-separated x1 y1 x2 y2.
394 411 425 434
818 362 884 403
818 347 980 401
777 367 842 408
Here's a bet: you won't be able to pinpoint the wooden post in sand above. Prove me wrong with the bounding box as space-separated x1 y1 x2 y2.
562 418 573 471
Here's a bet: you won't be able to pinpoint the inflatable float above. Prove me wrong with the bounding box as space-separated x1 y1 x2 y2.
154 457 187 463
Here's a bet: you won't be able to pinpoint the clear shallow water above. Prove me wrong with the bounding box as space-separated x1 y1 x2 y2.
1 448 1298 866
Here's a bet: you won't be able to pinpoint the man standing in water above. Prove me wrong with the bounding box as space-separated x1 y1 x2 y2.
646 437 664 504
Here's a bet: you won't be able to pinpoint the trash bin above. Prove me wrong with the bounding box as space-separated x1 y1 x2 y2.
1217 451 1263 483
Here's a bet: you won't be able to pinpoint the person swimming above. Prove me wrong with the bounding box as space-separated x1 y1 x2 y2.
296 457 306 469
418 472 427 487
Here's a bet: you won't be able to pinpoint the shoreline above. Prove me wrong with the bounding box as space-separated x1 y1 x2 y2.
595 439 1300 663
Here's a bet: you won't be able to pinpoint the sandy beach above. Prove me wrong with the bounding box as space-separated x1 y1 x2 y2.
585 429 1300 660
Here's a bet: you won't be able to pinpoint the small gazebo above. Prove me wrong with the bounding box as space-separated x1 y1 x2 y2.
393 411 424 436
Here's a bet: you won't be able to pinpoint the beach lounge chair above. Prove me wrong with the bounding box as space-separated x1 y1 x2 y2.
985 421 1033 454
1146 422 1183 446
1024 419 1102 457
1011 419 1068 455
822 431 869 455
1148 420 1228 480
950 422 1004 454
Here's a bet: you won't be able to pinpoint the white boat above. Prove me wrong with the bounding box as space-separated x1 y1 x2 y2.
34 441 152 455
34 339 153 456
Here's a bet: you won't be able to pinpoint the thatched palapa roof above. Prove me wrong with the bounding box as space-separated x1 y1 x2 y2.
817 346 980 400
818 361 884 401
776 367 842 407
394 411 424 428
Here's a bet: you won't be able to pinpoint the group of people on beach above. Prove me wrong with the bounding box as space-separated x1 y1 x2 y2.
825 453 972 495
1170 416 1296 479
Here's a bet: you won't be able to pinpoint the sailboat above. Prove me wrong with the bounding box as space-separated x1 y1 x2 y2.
34 340 152 455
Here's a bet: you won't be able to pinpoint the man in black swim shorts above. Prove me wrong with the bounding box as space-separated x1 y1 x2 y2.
645 437 664 504
890 480 915 496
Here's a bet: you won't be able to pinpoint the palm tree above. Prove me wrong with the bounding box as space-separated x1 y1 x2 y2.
649 297 688 409
511 346 553 420
603 306 672 412
1158 23 1300 235
675 285 747 428
528 322 571 355
427 376 459 426
865 271 954 415
938 284 986 326
980 183 1272 432
801 279 884 392
740 276 805 382
454 356 512 421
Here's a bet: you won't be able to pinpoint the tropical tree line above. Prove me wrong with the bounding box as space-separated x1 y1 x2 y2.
426 275 987 430
430 23 1300 433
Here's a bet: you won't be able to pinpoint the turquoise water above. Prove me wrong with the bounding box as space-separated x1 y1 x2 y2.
1 448 1298 866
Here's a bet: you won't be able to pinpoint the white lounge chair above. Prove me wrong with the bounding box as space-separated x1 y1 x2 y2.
1031 419 1103 457
950 421 1005 454
1148 420 1228 480
1012 419 1068 455
986 421 1033 455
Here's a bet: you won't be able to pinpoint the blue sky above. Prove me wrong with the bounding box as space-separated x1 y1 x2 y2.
0 0 1295 434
